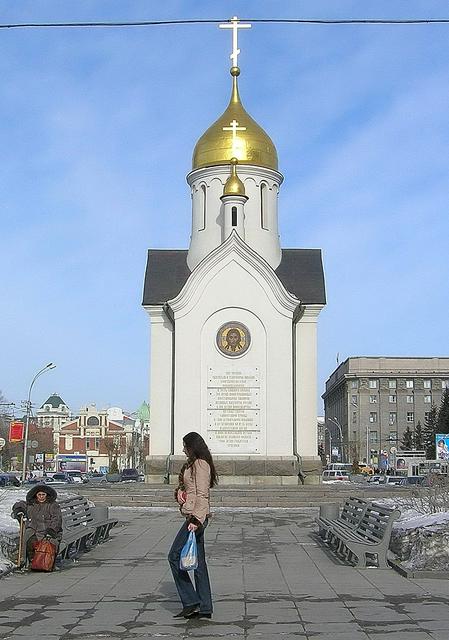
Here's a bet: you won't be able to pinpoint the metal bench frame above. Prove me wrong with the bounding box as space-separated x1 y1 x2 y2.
316 496 368 541
316 498 400 569
57 496 118 564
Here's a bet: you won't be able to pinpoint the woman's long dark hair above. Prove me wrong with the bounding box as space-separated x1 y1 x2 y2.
183 431 218 487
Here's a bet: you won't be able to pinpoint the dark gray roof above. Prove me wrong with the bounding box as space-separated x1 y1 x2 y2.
142 248 325 306
40 394 66 409
275 249 326 304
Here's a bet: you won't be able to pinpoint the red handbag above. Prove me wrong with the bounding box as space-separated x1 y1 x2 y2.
31 539 56 572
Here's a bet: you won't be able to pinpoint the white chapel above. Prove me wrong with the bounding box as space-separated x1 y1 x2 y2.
142 18 326 484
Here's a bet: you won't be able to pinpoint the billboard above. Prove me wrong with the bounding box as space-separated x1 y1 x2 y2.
435 434 449 461
56 454 88 472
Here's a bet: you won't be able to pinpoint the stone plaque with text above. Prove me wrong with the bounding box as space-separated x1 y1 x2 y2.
206 366 261 453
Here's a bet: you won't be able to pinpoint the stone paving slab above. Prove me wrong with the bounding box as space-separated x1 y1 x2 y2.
0 508 448 639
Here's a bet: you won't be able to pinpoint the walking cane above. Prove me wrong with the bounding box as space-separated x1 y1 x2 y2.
17 516 25 568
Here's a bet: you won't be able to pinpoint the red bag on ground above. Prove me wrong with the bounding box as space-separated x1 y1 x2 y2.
31 539 56 572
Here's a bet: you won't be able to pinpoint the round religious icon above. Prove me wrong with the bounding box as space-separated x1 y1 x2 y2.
216 322 251 357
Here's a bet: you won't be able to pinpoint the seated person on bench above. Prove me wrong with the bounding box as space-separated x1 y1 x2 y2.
12 484 63 564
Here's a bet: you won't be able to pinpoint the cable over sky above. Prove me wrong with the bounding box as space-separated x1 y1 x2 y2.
1 17 449 30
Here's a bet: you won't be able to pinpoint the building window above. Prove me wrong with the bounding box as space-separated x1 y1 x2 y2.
424 379 431 389
369 395 378 404
65 436 73 450
260 183 268 229
442 380 449 390
231 206 237 227
407 412 414 423
388 379 397 389
352 411 357 423
389 430 397 441
389 395 397 403
406 380 414 389
95 438 100 449
351 380 358 389
369 412 378 423
389 412 397 425
369 379 378 389
199 184 206 230
87 416 99 427
369 431 378 443
406 395 414 403
424 395 432 404
425 411 431 422
351 395 358 405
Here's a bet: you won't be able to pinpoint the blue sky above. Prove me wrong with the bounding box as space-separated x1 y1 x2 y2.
1 1 448 415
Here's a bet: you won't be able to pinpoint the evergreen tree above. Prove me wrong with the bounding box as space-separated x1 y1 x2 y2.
400 424 414 450
437 389 449 434
414 420 424 450
423 405 438 459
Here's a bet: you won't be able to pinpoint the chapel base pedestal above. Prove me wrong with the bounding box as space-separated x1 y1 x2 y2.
145 454 322 485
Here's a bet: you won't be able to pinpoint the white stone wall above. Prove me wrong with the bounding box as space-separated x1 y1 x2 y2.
187 165 283 271
146 307 173 455
170 238 297 457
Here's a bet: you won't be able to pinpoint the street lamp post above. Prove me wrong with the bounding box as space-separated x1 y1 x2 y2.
21 363 56 483
324 427 332 463
351 400 369 465
328 417 344 462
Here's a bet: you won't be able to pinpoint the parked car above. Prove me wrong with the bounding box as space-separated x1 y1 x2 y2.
322 470 351 482
120 468 139 482
0 472 21 487
358 465 374 475
87 472 106 482
51 472 75 485
402 475 426 486
66 470 88 484
383 476 407 486
366 475 383 484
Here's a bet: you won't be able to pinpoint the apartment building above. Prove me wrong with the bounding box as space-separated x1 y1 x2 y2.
322 357 449 464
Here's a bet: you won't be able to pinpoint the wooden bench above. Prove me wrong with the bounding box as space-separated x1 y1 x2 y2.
57 496 118 564
316 498 400 568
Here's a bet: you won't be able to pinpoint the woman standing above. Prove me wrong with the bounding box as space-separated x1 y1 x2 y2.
168 432 218 619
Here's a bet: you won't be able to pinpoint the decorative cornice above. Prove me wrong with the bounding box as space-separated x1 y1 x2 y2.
169 231 299 318
187 163 284 187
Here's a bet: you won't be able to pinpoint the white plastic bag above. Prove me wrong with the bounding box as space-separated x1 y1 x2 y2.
179 531 198 571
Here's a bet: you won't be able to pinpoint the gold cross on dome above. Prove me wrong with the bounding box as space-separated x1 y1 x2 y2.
223 119 247 156
219 16 251 68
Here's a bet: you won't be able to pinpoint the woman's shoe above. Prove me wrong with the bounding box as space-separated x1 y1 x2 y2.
195 612 212 619
173 604 200 618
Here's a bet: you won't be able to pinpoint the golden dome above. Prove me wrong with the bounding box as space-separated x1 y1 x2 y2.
223 158 246 196
192 67 278 171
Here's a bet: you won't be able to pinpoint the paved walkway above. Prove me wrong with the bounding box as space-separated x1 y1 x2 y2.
0 508 448 639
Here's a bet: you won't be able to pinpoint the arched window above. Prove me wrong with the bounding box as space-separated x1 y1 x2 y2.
232 206 237 227
87 416 100 426
260 183 269 230
199 184 206 230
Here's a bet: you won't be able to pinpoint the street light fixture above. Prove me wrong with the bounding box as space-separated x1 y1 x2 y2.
328 416 344 462
21 363 56 483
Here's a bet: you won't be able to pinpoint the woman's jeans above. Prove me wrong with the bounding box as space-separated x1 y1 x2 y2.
168 518 212 613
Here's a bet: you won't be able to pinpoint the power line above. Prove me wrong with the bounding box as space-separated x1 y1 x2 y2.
1 18 449 30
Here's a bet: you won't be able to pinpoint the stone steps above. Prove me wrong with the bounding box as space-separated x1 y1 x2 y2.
74 483 408 508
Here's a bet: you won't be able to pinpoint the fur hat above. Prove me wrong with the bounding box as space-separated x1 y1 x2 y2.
26 483 58 503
